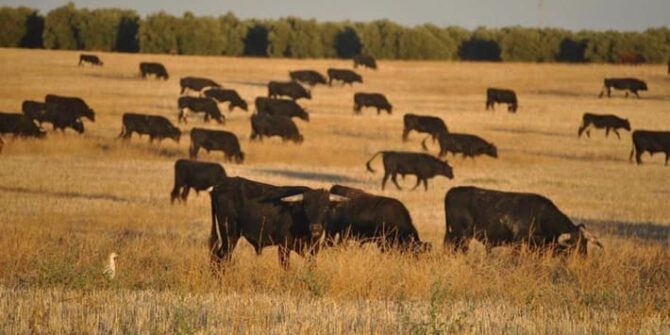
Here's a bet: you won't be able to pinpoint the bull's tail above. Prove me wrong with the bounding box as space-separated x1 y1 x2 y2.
209 191 223 254
577 117 589 137
629 143 636 163
117 123 126 139
366 151 384 173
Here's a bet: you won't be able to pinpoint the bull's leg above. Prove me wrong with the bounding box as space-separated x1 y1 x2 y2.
613 129 621 139
189 145 198 159
422 178 429 191
625 91 629 99
605 127 611 137
577 123 588 138
411 176 422 190
391 173 402 190
402 128 410 141
180 186 190 202
204 113 210 122
665 153 669 166
376 107 381 115
170 185 181 204
636 150 643 165
381 172 390 190
353 104 361 114
278 246 291 270
633 90 640 99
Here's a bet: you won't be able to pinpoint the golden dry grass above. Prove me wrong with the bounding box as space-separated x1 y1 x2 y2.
0 48 669 334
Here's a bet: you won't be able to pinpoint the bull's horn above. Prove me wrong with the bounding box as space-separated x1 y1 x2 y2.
328 194 350 202
280 194 304 202
558 233 572 247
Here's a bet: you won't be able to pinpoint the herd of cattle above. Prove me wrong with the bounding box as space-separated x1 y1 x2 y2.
1 52 669 271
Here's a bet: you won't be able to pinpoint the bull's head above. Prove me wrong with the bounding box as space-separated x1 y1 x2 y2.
293 134 304 144
355 74 363 83
304 89 312 100
487 143 498 158
623 119 631 131
239 100 249 111
558 224 603 255
73 119 85 134
441 161 454 179
276 189 350 239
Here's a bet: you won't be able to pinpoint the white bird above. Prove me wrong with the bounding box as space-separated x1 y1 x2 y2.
103 252 118 280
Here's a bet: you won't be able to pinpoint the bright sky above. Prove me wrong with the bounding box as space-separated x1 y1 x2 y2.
5 0 669 31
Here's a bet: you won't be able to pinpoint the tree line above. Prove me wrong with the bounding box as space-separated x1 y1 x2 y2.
1 3 669 63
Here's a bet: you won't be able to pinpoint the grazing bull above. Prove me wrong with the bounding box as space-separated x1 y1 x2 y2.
190 127 244 163
486 88 518 113
444 186 603 254
402 113 448 142
79 54 103 66
268 81 311 101
45 94 95 122
22 100 49 125
180 76 221 94
599 78 647 99
366 151 454 191
629 130 670 165
354 92 393 115
353 54 377 70
209 177 348 269
171 159 226 203
326 185 430 252
203 88 248 112
616 52 645 65
255 97 309 122
139 62 169 80
0 112 46 138
178 97 224 124
289 70 327 86
577 113 631 139
118 113 181 143
327 68 363 86
426 133 498 159
250 114 303 143
45 107 85 134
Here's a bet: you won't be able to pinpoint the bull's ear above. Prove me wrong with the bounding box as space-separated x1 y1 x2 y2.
328 194 350 202
280 194 304 203
558 233 572 247
262 187 310 202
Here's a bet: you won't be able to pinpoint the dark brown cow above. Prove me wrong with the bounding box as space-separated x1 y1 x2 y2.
140 62 169 80
118 113 181 143
577 113 631 139
190 127 244 163
250 114 303 143
353 54 377 70
366 151 454 191
354 93 392 115
629 130 670 165
171 159 226 203
327 68 363 86
178 97 224 124
79 54 103 66
599 78 648 98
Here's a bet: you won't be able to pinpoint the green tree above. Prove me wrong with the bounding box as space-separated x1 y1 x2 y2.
175 12 224 55
139 11 178 54
219 12 247 56
43 2 81 50
0 7 43 48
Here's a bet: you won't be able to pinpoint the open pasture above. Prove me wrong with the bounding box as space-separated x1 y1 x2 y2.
0 48 668 334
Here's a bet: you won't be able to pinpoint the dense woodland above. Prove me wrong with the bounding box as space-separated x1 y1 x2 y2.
1 3 669 62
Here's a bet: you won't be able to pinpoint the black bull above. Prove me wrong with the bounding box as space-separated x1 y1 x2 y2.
209 177 349 270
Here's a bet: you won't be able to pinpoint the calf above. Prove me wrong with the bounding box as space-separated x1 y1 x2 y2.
427 133 498 159
255 97 309 122
326 185 430 252
366 151 454 191
629 130 670 165
0 112 46 138
354 92 392 115
79 54 103 66
289 70 327 86
327 68 363 86
203 88 248 112
180 76 221 94
577 113 631 139
118 113 181 143
268 81 311 101
171 159 226 203
353 54 377 70
250 114 303 143
190 127 244 163
22 100 49 125
45 94 95 122
139 62 169 80
178 97 224 124
444 186 602 254
402 113 448 142
616 52 645 65
486 88 518 113
599 78 647 99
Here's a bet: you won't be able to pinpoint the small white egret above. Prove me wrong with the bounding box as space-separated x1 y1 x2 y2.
103 252 118 280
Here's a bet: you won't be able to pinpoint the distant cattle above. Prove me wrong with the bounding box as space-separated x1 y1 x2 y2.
402 113 448 142
268 81 311 101
178 97 224 124
289 70 327 86
0 112 46 138
444 186 602 254
486 88 518 113
250 113 303 143
255 97 309 122
45 94 95 122
327 68 363 86
354 92 392 115
21 100 49 125
599 78 647 98
426 133 498 159
616 52 645 65
578 113 631 139
139 62 169 80
366 151 454 191
79 54 103 66
118 113 181 143
209 177 348 269
203 88 248 112
171 159 226 203
45 108 85 134
326 185 430 253
353 54 377 70
190 127 244 163
629 130 670 165
180 76 221 94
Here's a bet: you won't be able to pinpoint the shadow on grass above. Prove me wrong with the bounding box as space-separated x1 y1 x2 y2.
575 218 670 243
0 185 131 203
489 127 572 139
253 168 361 184
226 80 267 88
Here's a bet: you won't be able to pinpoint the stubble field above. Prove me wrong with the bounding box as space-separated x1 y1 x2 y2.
0 48 669 334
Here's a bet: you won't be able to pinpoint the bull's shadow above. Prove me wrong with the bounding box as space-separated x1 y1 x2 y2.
489 127 572 139
83 72 143 81
575 218 670 244
226 80 267 88
505 148 629 164
252 168 361 184
0 185 132 204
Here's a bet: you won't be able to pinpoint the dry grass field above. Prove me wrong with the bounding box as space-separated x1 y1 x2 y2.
0 48 669 334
